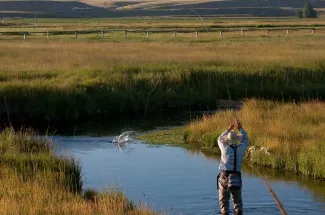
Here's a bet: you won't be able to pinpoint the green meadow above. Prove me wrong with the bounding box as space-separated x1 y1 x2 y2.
1 21 325 123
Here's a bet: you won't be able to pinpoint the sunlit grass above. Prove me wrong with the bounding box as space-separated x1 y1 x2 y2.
184 99 325 178
1 35 325 121
0 129 161 215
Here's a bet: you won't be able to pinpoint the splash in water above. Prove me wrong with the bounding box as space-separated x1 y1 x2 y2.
112 131 135 144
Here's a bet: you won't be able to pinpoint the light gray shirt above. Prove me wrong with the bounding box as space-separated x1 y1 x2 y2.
217 128 248 172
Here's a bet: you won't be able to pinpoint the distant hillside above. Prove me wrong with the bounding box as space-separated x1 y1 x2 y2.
0 0 324 18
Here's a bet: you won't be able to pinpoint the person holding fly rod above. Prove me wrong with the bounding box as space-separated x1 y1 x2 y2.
217 118 248 215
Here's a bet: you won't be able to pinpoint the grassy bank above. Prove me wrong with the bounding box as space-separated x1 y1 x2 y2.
184 99 325 178
0 129 160 214
139 99 325 178
1 35 325 124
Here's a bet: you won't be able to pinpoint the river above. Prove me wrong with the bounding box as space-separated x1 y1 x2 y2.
53 132 325 215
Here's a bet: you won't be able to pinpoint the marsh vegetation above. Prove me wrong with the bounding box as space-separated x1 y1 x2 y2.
1 27 325 124
0 129 160 214
185 99 325 177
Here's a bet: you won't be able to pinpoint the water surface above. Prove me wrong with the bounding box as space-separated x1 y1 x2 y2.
54 135 325 215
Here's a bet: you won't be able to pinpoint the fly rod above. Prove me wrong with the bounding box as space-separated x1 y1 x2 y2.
262 178 287 215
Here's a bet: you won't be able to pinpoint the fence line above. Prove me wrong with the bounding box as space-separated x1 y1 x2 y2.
0 27 324 39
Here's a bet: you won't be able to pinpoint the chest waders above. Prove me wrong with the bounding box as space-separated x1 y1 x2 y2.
217 145 240 189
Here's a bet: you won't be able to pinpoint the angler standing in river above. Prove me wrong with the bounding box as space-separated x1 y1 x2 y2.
217 119 248 215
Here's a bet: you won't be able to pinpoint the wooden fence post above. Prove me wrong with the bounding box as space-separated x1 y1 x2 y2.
124 30 127 38
74 32 78 39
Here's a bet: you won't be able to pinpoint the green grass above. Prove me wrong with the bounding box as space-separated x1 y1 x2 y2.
3 62 325 121
0 128 82 193
1 19 325 125
1 34 325 123
137 128 185 145
4 17 325 32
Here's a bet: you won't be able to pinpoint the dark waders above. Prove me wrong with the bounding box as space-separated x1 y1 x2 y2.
217 145 243 215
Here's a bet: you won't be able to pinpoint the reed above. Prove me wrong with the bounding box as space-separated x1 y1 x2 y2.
184 99 325 178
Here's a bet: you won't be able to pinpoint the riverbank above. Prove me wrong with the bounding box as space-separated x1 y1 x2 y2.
1 35 325 126
0 128 160 215
138 99 325 178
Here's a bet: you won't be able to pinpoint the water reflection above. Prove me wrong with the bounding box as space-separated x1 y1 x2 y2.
244 164 325 203
186 146 325 211
54 136 325 215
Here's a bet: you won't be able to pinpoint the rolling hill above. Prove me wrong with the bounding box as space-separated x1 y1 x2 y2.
0 0 324 18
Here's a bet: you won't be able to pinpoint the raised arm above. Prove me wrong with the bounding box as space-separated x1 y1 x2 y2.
239 128 248 146
218 124 234 149
236 119 248 147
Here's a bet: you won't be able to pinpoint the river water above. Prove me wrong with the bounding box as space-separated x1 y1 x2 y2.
53 134 325 215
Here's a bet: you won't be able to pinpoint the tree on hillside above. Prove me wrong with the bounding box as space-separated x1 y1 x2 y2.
302 2 317 18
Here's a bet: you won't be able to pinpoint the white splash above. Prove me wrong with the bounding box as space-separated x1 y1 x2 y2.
112 131 135 144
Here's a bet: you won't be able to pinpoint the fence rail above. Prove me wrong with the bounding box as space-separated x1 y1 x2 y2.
0 27 324 38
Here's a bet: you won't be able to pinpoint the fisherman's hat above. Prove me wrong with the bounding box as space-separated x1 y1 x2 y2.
222 130 243 145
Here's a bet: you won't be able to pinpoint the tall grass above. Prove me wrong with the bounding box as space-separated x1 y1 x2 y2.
0 128 82 193
5 17 325 32
0 129 161 214
1 36 325 123
184 99 325 178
